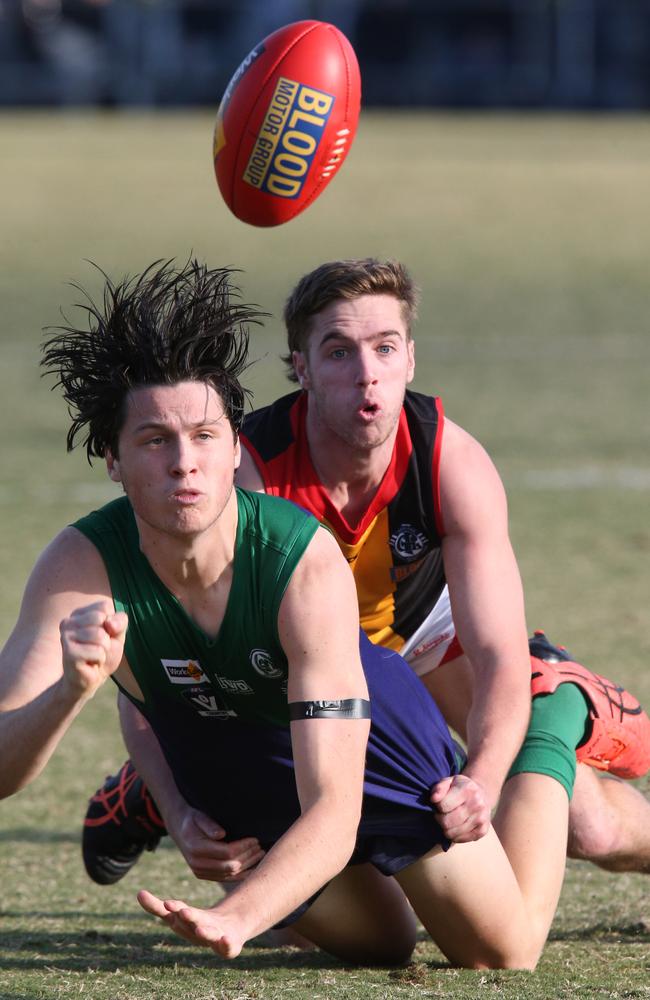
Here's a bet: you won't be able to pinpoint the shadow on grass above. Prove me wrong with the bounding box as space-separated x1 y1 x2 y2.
550 921 650 943
0 828 79 845
0 909 325 941
414 920 649 955
0 928 366 974
0 827 175 848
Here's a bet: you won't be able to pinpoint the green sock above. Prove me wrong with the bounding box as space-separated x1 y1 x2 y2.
507 683 590 800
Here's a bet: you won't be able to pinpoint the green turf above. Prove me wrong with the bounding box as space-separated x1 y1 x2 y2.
1 110 649 999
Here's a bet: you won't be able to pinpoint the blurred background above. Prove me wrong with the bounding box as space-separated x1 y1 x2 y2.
2 0 650 109
1 0 649 659
1 7 650 992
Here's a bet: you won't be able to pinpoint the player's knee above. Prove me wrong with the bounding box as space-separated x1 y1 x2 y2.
294 908 416 966
378 927 417 967
359 943 414 967
464 941 540 971
451 923 542 971
567 814 620 861
320 941 415 967
323 925 416 967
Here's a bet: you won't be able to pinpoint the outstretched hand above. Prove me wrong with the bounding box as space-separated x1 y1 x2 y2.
137 890 245 958
430 774 491 843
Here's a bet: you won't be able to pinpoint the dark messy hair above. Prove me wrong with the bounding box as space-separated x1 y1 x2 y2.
41 258 266 461
282 258 419 381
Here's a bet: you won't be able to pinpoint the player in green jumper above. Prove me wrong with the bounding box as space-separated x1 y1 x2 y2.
0 258 571 968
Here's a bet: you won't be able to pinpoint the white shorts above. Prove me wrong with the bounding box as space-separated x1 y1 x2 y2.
399 585 459 677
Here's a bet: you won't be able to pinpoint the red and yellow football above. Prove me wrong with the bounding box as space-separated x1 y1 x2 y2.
213 20 361 227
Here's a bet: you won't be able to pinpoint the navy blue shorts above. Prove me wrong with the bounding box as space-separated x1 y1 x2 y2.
149 630 462 912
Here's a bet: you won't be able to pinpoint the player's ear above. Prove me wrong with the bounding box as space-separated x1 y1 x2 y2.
406 338 415 384
106 450 122 483
293 351 311 389
233 436 241 470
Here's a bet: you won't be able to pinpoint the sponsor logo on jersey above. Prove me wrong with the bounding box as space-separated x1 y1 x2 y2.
161 658 207 684
390 555 427 582
180 682 238 719
214 675 254 695
250 648 283 679
389 524 429 562
411 631 452 658
243 77 334 198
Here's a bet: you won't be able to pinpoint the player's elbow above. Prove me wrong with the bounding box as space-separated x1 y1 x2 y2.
334 811 362 865
319 798 362 870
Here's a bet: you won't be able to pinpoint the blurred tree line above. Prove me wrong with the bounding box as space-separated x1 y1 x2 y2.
1 0 649 108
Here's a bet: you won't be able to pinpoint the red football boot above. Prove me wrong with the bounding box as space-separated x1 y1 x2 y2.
529 630 650 779
82 760 167 885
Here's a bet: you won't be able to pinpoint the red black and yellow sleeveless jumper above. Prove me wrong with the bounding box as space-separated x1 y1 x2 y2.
241 389 447 651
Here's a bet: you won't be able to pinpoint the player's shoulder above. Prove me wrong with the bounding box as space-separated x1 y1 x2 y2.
29 522 111 591
236 486 320 542
72 495 133 537
439 419 507 530
282 520 353 610
236 483 305 514
29 499 132 593
11 521 113 638
441 417 495 468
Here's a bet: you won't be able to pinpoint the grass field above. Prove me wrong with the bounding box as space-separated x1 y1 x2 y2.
1 110 649 999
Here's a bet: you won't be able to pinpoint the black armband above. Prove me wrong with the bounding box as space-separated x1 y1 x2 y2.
289 698 371 721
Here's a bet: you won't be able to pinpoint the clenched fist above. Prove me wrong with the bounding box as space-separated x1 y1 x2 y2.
430 773 492 843
59 600 128 699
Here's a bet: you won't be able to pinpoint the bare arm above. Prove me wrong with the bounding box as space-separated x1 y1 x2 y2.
138 526 370 956
0 528 126 799
438 420 531 810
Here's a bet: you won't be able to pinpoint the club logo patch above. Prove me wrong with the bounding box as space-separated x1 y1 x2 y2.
161 658 207 685
250 648 283 679
389 524 429 562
